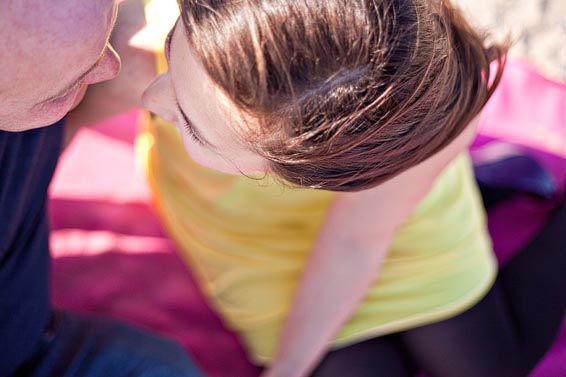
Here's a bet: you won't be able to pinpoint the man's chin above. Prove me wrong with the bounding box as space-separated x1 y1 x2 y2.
1 84 90 133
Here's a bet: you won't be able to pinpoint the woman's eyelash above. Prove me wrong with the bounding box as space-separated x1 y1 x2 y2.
182 119 205 146
175 100 206 146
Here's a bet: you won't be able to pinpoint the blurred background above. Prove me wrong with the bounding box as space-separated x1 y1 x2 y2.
455 0 566 82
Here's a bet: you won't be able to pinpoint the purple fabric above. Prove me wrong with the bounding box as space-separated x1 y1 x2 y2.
474 155 557 198
50 60 566 376
469 60 566 376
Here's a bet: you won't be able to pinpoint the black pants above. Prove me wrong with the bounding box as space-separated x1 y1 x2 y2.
312 200 566 377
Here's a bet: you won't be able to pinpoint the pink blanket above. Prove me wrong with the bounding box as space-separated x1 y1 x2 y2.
49 60 566 376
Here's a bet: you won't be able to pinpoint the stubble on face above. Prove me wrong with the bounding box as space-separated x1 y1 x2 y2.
0 0 118 131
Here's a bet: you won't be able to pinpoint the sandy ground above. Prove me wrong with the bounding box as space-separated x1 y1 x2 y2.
454 0 566 82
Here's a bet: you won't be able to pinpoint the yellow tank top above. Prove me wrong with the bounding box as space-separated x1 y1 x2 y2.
137 119 495 364
139 1 496 364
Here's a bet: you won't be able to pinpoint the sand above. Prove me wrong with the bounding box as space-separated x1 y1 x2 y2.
454 0 566 82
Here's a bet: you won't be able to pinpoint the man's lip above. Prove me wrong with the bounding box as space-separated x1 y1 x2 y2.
70 84 89 110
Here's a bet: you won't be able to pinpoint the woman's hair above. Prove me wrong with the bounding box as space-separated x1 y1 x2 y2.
178 0 507 191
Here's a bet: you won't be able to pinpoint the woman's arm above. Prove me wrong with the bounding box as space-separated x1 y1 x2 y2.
264 120 479 377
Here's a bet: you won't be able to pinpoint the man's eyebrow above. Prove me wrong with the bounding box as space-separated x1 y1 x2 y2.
176 100 216 149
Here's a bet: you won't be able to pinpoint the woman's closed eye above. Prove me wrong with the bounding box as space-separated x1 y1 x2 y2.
176 100 206 146
182 117 205 146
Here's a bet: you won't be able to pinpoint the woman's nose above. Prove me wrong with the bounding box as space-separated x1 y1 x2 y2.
142 73 176 122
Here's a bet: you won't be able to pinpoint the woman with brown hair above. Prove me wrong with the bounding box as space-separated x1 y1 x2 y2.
140 0 566 375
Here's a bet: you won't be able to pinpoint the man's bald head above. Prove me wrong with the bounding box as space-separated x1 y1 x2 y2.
0 0 120 131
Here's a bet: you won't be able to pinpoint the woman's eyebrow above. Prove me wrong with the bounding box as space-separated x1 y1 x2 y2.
164 18 180 63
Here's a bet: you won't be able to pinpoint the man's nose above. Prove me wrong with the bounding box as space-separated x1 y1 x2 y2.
87 44 121 85
142 73 177 123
